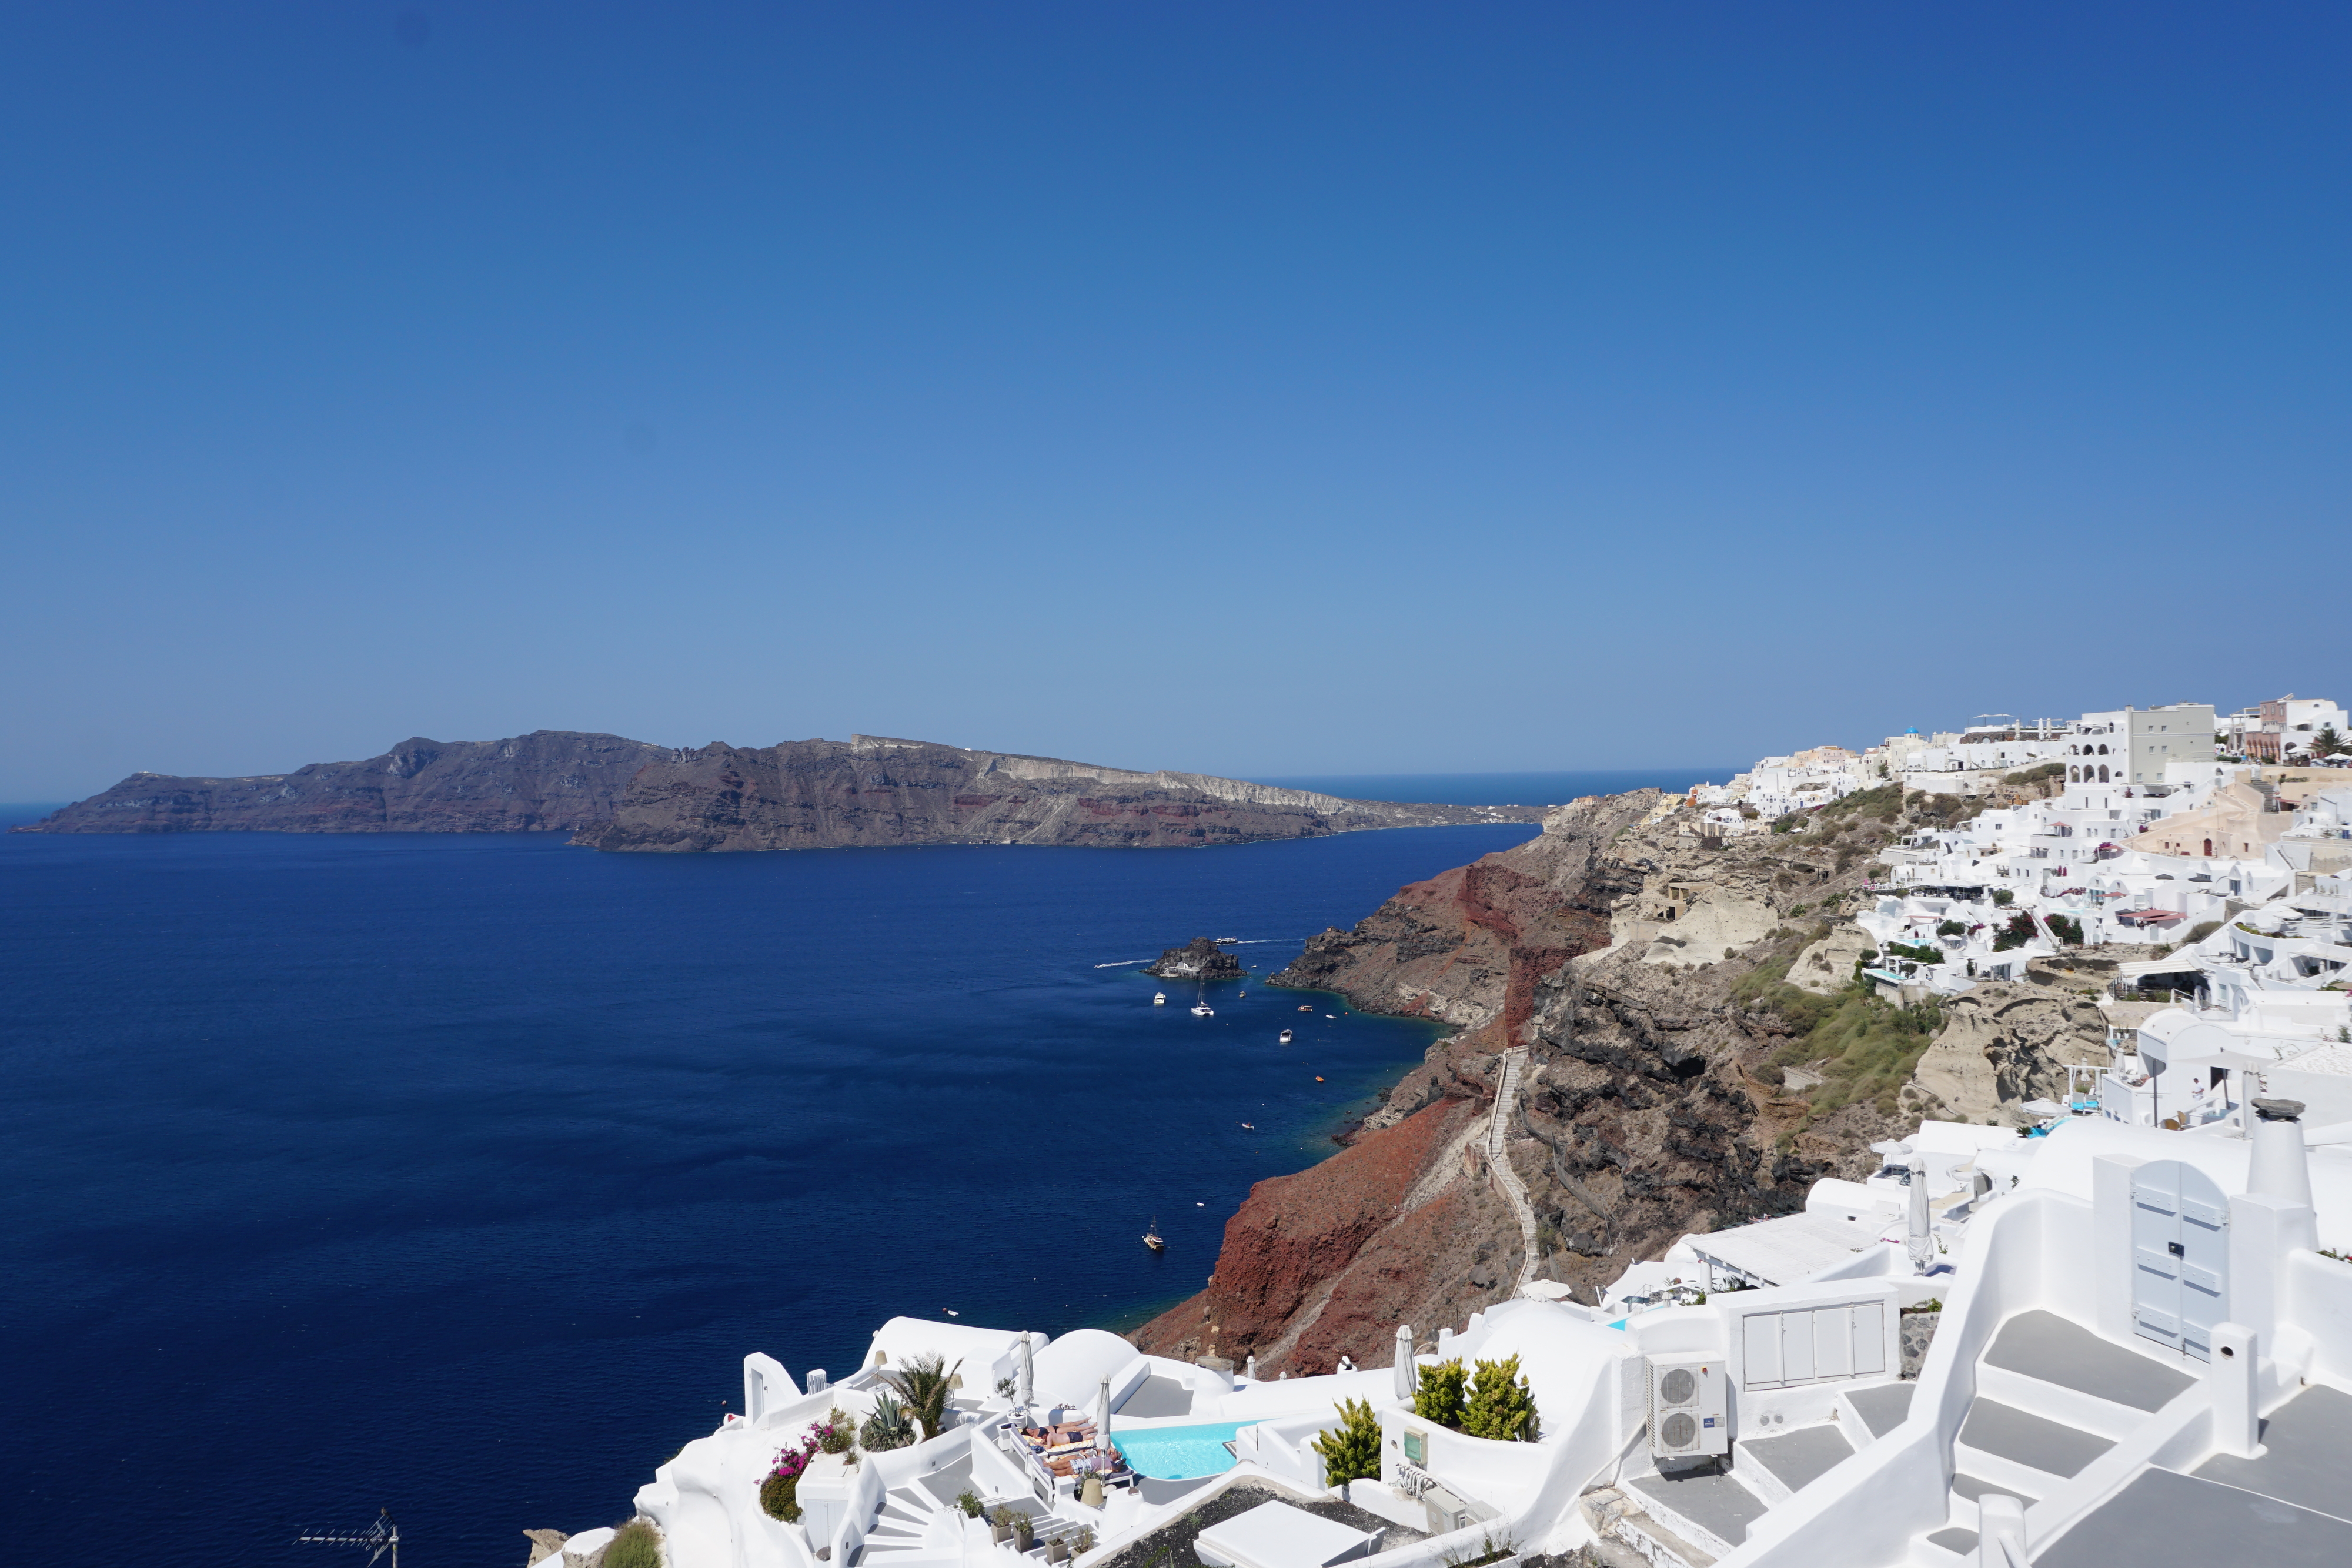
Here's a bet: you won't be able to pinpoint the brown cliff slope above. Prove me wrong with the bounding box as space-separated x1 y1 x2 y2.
1270 790 1659 1041
1142 782 2037 1372
16 731 668 834
571 735 1544 852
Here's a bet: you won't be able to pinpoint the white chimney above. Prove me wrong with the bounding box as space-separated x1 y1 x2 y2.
2249 1098 2314 1209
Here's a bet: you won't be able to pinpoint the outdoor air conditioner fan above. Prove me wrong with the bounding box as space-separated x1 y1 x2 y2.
1646 1355 1728 1459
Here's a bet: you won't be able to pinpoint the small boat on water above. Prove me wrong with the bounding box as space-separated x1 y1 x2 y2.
1142 1216 1164 1252
1297 1005 1314 1013
1239 1122 1255 1131
1191 981 1214 1017
1153 992 1166 1006
1279 1029 1294 1044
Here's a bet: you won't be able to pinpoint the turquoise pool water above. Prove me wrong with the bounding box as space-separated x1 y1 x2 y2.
1112 1421 1249 1479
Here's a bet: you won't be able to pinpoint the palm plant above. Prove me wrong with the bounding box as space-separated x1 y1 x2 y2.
878 1352 964 1440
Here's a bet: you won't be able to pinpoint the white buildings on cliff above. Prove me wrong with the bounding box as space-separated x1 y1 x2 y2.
545 692 2352 1568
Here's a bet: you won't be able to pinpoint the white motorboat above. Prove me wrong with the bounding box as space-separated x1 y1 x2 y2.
1278 1029 1293 1044
1152 992 1166 1005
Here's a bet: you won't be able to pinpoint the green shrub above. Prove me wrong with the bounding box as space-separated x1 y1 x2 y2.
2047 914 2084 946
1992 888 2015 907
1772 812 1808 834
760 1473 801 1522
1936 920 1967 937
604 1519 663 1568
1886 942 1943 965
1461 1355 1539 1442
2002 763 2066 787
956 1489 984 1519
1412 1358 1468 1427
1309 1396 1383 1484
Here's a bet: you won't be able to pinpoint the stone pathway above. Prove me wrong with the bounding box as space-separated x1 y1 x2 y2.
1484 1047 1542 1289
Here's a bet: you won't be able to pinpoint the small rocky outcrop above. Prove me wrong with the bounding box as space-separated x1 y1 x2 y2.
1144 938 1242 980
1906 982 2112 1124
1787 923 1876 995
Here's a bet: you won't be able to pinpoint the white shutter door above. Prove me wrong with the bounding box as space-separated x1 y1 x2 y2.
1813 1306 1855 1379
1744 1312 1783 1389
1780 1310 1816 1382
1850 1302 1886 1375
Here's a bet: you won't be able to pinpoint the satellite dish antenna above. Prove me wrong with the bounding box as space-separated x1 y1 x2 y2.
296 1509 399 1568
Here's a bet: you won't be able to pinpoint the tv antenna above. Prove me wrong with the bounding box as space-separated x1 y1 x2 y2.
296 1509 399 1568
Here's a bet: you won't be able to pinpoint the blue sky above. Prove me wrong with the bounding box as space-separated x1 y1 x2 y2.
4 4 2347 800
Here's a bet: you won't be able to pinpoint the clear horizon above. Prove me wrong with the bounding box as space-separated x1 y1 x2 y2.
5 5 2347 799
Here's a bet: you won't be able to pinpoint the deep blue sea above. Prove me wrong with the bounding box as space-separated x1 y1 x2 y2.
0 773 1726 1563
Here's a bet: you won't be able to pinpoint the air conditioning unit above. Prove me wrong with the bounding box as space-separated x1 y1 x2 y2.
1647 1355 1728 1459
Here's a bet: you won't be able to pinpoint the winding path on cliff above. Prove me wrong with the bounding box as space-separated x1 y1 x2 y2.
1484 1047 1542 1291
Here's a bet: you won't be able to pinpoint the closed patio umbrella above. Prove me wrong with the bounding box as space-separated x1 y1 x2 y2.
1393 1324 1416 1402
1097 1373 1112 1453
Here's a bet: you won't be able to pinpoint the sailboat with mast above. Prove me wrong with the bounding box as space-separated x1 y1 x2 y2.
1190 979 1213 1017
1142 1215 1164 1252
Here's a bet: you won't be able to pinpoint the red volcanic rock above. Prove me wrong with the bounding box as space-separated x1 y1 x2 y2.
1272 790 1657 1044
1129 1091 1515 1373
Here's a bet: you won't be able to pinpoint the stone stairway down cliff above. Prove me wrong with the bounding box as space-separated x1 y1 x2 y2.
1482 1048 1542 1290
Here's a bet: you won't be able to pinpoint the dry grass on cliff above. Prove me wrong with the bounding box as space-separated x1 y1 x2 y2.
1735 953 1943 1122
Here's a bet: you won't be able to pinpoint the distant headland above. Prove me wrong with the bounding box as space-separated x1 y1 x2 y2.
15 731 1549 851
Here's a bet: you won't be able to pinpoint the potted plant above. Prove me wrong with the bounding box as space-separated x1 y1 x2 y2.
988 1506 1017 1546
1013 1514 1035 1552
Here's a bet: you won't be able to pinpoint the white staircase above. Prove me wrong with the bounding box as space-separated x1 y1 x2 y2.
856 1482 963 1568
1903 1309 2194 1565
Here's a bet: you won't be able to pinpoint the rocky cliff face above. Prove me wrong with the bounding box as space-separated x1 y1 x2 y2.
1137 783 1994 1374
1905 982 2112 1124
570 735 1544 852
15 731 668 834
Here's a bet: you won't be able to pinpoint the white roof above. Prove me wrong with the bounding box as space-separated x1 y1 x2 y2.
2276 1046 2352 1078
1195 1502 1374 1568
1684 1207 1900 1285
2116 957 2209 980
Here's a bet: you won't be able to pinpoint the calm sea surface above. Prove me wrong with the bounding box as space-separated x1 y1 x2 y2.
0 802 1621 1566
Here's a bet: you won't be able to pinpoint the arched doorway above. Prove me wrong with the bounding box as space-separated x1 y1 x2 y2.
2131 1160 2229 1360
2203 838 2213 857
2099 765 2109 783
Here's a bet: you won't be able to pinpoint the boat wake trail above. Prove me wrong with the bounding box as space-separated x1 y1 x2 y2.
1094 959 1154 968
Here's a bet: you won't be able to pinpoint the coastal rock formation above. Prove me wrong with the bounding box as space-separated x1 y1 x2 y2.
1788 923 1876 995
16 731 667 834
1144 938 1243 981
572 735 1544 852
1270 791 1659 1038
23 731 1545 848
1142 784 1982 1373
1905 982 2112 1125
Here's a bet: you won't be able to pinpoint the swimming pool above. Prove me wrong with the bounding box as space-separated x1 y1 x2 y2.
1111 1421 1249 1479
